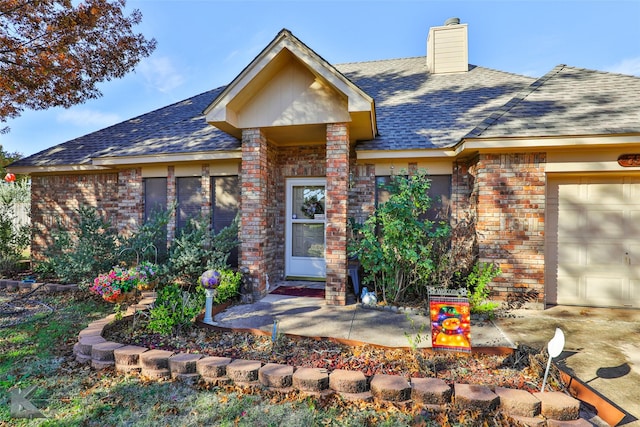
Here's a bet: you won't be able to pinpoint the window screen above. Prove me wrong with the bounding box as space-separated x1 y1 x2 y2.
211 176 239 233
212 176 240 266
176 177 202 233
375 175 451 221
143 178 168 257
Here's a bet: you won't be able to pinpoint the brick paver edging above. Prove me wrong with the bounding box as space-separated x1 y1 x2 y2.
65 291 598 426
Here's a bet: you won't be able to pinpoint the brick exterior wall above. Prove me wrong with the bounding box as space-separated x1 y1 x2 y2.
456 153 546 306
325 123 350 305
117 168 143 236
30 173 120 260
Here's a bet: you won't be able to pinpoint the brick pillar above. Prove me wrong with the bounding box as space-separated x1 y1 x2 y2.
325 123 350 306
201 164 211 219
117 168 143 236
241 128 269 300
167 166 176 244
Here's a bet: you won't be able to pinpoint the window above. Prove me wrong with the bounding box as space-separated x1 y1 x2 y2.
375 175 451 221
212 176 240 266
211 176 239 233
143 178 168 256
176 177 202 233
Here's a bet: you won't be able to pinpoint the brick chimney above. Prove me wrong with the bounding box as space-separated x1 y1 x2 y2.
426 17 469 74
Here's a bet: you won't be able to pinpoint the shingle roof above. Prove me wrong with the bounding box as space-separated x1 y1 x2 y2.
10 88 238 167
12 57 639 169
336 58 534 150
465 65 640 139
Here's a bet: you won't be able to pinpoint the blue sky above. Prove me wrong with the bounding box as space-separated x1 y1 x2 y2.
3 0 640 158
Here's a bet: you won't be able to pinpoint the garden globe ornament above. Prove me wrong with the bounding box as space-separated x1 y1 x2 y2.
4 173 15 183
541 327 565 392
361 287 377 306
201 269 221 324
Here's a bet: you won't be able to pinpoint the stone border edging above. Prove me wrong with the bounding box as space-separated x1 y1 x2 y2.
70 292 598 426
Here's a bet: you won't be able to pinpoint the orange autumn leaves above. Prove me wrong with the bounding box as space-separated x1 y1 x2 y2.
0 0 155 125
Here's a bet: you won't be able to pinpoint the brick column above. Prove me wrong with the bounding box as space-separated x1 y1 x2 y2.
241 128 269 300
117 168 143 237
325 123 350 305
201 164 211 219
475 153 546 306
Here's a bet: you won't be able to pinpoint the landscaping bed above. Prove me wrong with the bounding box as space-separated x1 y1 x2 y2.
103 314 563 394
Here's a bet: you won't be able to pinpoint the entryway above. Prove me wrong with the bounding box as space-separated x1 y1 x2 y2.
285 178 327 279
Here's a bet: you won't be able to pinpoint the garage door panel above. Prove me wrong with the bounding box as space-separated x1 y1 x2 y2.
586 182 624 204
586 244 626 266
586 210 625 238
584 276 624 301
558 243 581 264
557 276 580 301
549 177 640 308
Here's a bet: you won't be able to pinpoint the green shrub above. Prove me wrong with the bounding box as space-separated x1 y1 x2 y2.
349 170 450 303
0 183 30 276
166 215 238 286
35 206 118 284
213 269 242 304
148 283 205 336
118 205 172 265
466 262 502 316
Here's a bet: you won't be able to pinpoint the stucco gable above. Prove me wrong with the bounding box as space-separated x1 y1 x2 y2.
204 29 377 143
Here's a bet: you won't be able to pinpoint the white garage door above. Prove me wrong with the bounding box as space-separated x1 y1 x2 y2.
547 176 640 308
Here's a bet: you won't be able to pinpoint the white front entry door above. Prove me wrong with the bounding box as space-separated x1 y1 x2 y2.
285 178 326 279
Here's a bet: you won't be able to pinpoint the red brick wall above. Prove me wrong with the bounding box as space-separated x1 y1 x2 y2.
459 153 546 304
325 123 350 305
117 168 143 236
30 173 120 260
240 128 270 299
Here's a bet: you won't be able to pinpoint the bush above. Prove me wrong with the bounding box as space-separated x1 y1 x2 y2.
166 215 238 286
213 269 242 304
35 206 118 284
148 283 205 336
349 170 450 303
466 262 501 316
0 186 30 275
118 205 172 265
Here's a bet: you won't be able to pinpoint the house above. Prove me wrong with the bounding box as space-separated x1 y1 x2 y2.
10 19 640 309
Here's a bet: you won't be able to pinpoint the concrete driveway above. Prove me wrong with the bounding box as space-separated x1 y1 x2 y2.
493 306 640 426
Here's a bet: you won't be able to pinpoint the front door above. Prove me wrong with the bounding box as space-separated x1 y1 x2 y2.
285 178 326 279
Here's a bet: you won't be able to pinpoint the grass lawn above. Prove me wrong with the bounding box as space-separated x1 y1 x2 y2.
0 291 425 426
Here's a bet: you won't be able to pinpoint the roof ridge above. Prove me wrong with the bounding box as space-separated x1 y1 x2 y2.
463 64 567 139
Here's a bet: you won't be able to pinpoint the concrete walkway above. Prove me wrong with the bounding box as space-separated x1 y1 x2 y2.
213 294 514 349
214 295 640 426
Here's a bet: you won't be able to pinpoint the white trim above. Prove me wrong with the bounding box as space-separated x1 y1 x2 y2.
91 151 242 166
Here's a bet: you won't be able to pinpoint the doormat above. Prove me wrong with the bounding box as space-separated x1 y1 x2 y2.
270 286 325 298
